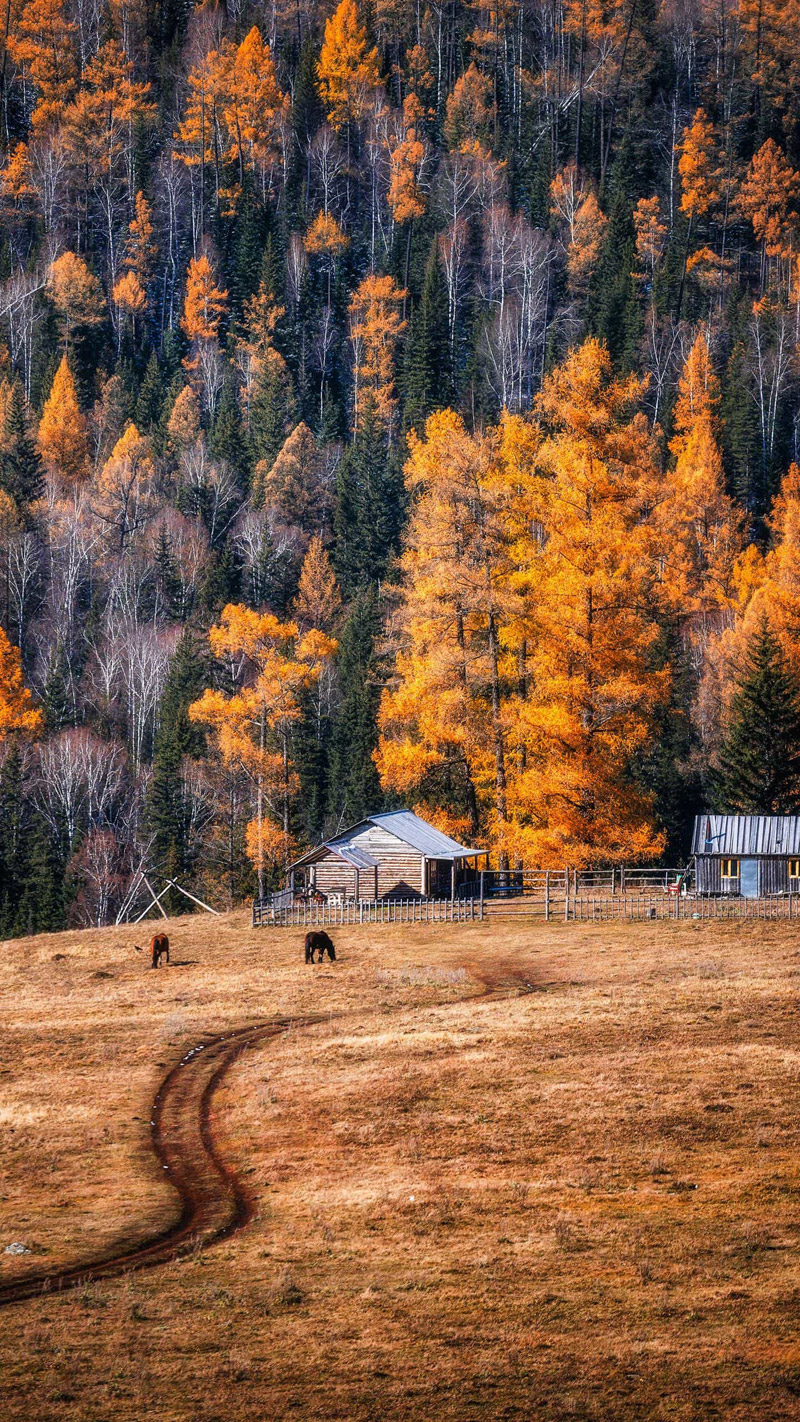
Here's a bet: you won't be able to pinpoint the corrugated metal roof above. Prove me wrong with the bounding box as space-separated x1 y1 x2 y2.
289 842 378 870
289 809 483 871
364 810 481 859
692 814 800 856
330 844 379 869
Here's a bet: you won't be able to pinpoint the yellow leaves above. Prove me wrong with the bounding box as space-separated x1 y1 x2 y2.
37 353 88 481
739 139 800 258
112 270 147 317
166 385 202 450
379 339 670 867
317 0 381 130
190 603 337 870
678 109 722 221
181 253 228 345
348 273 406 430
549 165 607 296
93 423 156 550
294 536 342 632
304 211 349 257
388 100 427 224
47 252 105 339
245 817 296 874
173 26 287 203
0 625 42 743
633 195 667 280
443 63 496 153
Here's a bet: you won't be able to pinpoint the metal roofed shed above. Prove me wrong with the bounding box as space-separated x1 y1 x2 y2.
288 809 485 902
692 814 800 897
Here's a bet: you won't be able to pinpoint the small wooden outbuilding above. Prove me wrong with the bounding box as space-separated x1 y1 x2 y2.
692 814 800 897
288 810 485 902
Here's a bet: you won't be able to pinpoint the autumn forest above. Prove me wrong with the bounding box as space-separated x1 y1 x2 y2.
1 0 800 929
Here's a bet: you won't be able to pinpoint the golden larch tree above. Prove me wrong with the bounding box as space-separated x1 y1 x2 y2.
657 334 743 621
181 252 228 344
348 273 406 431
0 625 42 742
376 408 536 858
37 354 88 481
512 338 669 866
317 0 381 132
189 605 336 895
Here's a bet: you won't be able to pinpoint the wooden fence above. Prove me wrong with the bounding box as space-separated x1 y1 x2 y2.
254 891 800 928
253 897 481 927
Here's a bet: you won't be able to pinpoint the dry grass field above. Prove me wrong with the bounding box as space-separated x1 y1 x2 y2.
2 911 800 1420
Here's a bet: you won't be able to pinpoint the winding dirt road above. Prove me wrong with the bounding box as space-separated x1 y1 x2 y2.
0 966 532 1308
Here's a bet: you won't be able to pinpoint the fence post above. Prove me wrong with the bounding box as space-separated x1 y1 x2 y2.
545 870 550 921
564 883 570 922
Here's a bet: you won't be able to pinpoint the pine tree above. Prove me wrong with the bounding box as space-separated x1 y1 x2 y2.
42 642 72 729
148 629 208 906
210 381 248 486
327 589 384 824
402 239 452 434
16 814 68 934
714 617 800 813
136 351 164 432
0 747 25 935
0 382 44 507
249 349 296 471
333 400 405 596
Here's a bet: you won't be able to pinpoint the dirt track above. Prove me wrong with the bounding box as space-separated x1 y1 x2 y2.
0 1014 322 1306
0 963 531 1309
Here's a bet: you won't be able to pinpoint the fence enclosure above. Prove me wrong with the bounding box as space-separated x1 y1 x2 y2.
253 890 799 928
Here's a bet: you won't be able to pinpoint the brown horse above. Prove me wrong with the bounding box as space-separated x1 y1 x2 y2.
135 932 170 967
304 930 336 963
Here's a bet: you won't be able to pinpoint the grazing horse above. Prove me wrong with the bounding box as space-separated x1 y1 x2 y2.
134 932 170 967
304 930 336 964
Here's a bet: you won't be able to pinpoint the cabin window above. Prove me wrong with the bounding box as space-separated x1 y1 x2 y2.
721 858 739 880
789 859 800 880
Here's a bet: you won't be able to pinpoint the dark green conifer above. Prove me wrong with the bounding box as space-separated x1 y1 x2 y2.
42 643 72 731
210 381 248 485
148 629 208 906
402 238 452 434
714 618 800 813
136 351 164 432
0 381 44 508
333 401 405 597
327 589 384 824
249 354 296 471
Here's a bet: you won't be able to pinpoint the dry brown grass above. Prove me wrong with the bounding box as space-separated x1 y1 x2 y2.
3 912 800 1419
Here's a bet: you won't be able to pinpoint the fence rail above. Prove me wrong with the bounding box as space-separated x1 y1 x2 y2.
253 897 480 927
254 891 800 928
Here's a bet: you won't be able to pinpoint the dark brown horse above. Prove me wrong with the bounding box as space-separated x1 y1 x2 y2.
304 930 336 963
134 932 170 967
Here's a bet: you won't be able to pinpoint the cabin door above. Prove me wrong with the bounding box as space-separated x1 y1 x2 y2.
740 859 759 898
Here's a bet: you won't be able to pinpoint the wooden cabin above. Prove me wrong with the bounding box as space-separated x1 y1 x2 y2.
288 810 485 902
692 814 800 897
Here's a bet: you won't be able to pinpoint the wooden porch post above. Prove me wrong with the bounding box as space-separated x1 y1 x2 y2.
355 867 360 902
451 861 456 902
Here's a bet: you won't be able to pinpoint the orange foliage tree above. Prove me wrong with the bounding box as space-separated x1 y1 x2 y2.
657 334 743 624
189 606 336 894
8 0 79 131
376 409 537 860
317 0 381 132
0 625 42 742
348 273 406 432
37 354 88 480
47 252 105 347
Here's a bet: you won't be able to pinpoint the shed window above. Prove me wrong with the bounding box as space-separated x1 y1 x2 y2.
721 858 739 879
789 859 800 879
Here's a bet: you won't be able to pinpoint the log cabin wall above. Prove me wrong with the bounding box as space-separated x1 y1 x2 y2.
695 856 790 894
